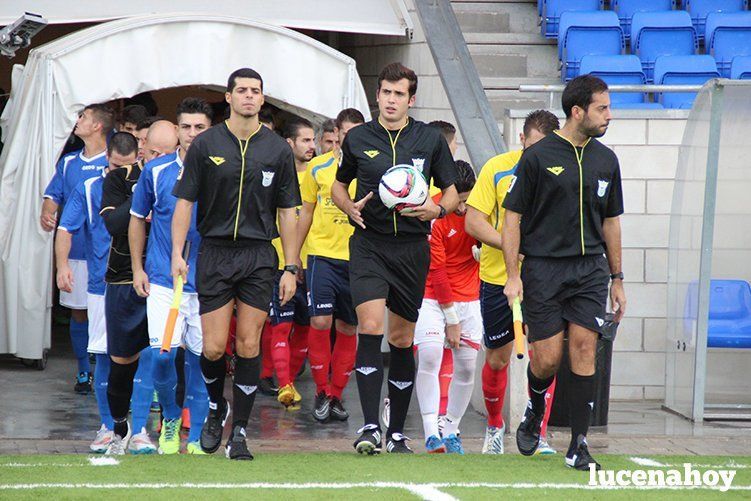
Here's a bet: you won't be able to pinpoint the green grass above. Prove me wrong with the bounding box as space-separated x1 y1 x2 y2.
0 453 749 500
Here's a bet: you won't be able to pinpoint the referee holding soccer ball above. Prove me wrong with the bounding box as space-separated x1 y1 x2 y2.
332 62 458 455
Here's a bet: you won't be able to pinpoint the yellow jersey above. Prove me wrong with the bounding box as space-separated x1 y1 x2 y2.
299 150 356 261
272 169 309 269
466 149 522 286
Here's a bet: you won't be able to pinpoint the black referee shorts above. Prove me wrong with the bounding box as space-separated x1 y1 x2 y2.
105 283 149 358
349 232 430 323
521 254 609 342
196 238 278 315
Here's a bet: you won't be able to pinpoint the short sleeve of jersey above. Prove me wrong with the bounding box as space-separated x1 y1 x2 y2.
275 149 302 209
502 151 536 215
130 165 155 218
466 159 498 216
173 139 202 202
336 135 357 185
58 183 86 234
430 135 457 190
300 163 318 205
43 156 67 204
606 159 625 218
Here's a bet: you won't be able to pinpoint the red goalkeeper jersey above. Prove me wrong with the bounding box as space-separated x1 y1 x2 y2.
424 211 480 303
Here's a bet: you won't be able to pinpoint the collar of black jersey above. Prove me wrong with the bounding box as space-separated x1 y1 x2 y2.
376 116 414 134
551 130 592 150
220 120 269 142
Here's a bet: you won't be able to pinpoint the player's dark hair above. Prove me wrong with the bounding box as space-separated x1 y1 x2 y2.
259 106 274 126
176 97 214 122
378 62 418 97
321 119 336 134
562 75 609 118
227 67 264 93
135 116 162 132
429 120 456 143
107 131 138 157
119 105 149 127
523 110 560 137
335 108 365 128
283 117 314 140
84 104 116 135
454 159 476 194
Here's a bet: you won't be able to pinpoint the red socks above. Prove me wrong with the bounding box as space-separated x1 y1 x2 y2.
541 376 556 437
482 362 508 429
329 332 357 399
270 323 292 387
438 348 453 415
289 324 309 381
260 320 274 379
307 326 331 394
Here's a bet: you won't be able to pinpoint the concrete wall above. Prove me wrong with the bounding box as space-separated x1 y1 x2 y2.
505 109 686 401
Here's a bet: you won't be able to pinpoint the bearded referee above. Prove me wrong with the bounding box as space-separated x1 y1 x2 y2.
502 75 626 470
172 68 300 460
332 62 458 455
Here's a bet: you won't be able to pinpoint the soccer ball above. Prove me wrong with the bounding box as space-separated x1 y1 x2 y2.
378 164 429 211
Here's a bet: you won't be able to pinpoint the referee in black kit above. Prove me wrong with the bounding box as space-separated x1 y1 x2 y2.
332 62 459 455
501 75 626 471
172 68 300 460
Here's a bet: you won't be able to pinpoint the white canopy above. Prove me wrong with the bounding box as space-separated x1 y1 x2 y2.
0 0 413 36
0 13 371 358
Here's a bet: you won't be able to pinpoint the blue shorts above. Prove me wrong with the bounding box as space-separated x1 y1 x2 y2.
306 255 357 326
269 270 310 326
105 283 149 358
479 281 514 350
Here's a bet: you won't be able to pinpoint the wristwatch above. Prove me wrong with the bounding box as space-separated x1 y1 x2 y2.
437 204 447 219
610 272 624 281
283 264 300 275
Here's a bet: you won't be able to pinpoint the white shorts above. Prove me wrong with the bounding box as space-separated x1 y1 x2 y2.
147 283 202 356
414 298 483 349
59 259 88 310
86 293 108 354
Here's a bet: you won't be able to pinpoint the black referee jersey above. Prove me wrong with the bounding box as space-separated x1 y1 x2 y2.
173 122 301 241
502 132 624 258
336 117 456 238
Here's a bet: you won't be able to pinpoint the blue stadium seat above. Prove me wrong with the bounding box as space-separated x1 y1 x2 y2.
613 0 675 40
559 11 624 81
631 11 697 82
731 55 751 79
686 0 745 40
542 0 603 39
579 55 658 107
654 55 719 108
539 0 544 17
685 280 751 349
706 12 751 77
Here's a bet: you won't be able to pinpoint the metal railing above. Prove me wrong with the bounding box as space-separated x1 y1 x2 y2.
519 84 704 108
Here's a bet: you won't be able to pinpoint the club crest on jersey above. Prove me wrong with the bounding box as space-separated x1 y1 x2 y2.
597 179 609 198
364 150 380 159
412 158 425 172
547 166 564 176
262 170 275 187
209 156 225 166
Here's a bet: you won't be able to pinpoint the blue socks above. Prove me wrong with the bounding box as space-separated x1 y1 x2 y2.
152 348 182 420
94 354 113 429
184 350 209 443
69 318 90 374
130 347 155 432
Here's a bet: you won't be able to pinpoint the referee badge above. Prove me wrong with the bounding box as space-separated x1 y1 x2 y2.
412 158 425 172
262 170 275 187
597 179 609 198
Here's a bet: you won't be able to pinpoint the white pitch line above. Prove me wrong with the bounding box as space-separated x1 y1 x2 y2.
403 485 458 501
0 482 749 491
87 457 119 466
630 457 668 467
0 463 80 468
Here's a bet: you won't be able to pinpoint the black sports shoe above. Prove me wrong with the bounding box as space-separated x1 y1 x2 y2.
313 391 330 422
74 371 92 394
329 397 349 421
565 435 600 471
353 424 382 455
258 377 278 396
225 426 253 460
201 398 229 454
516 400 543 456
386 433 413 454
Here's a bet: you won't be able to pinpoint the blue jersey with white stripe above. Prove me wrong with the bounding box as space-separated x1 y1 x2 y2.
131 151 200 293
44 149 108 260
58 173 110 296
